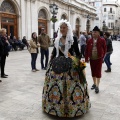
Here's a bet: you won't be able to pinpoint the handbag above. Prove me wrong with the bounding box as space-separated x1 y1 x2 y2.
51 56 72 74
28 45 31 53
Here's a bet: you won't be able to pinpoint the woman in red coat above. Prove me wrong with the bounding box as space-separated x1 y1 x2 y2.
85 26 106 93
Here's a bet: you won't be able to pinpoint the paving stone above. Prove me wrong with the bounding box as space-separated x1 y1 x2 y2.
0 42 120 120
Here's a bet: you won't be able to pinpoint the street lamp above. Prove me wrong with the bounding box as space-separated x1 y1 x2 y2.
113 25 114 35
102 21 107 32
118 27 119 35
87 15 90 20
86 14 90 33
49 4 58 42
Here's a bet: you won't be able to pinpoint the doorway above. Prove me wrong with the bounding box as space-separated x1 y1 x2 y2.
0 1 18 39
38 19 47 35
38 9 48 35
1 14 17 39
2 24 14 38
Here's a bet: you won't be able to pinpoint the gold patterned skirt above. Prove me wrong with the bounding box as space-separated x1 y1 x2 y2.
42 57 91 117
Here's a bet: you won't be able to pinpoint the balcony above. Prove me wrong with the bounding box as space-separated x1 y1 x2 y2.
108 11 115 14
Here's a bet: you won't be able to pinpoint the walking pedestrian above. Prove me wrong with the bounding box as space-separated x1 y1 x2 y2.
38 28 50 70
103 32 113 72
29 32 40 72
42 19 91 117
85 26 106 93
79 31 86 58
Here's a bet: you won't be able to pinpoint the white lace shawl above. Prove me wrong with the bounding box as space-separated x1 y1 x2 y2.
54 19 74 58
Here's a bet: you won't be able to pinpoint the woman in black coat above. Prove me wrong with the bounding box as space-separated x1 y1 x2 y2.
0 28 9 78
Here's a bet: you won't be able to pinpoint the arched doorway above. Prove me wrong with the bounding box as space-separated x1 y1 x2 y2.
61 14 67 20
86 19 90 33
76 18 80 38
38 9 47 35
0 0 18 39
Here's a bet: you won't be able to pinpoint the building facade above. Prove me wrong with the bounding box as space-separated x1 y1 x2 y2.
0 0 96 40
102 1 120 34
85 0 120 34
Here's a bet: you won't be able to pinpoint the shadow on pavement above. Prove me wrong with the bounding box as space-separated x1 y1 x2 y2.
43 111 85 120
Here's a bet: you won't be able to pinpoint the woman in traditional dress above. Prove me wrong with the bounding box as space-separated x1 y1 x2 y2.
42 19 91 117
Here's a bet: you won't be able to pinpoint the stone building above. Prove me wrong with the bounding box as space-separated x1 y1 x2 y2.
102 1 120 35
0 0 96 40
85 0 120 34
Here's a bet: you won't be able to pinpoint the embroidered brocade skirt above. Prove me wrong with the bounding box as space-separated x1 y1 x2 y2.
42 60 91 117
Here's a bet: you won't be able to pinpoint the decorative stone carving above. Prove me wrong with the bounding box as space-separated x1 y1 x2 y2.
31 0 37 2
61 14 67 20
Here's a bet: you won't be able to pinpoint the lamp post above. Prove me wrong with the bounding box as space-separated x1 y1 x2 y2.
86 15 90 33
116 27 119 35
113 25 114 35
102 21 107 33
118 27 119 35
49 4 58 42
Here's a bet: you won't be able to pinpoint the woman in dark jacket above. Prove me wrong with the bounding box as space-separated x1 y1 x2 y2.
103 32 113 72
0 28 9 78
42 20 90 117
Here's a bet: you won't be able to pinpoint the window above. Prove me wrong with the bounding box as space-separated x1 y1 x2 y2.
96 17 99 20
38 9 47 19
0 1 16 14
108 23 110 28
108 15 114 20
108 22 114 29
104 8 106 12
111 23 114 28
110 8 112 13
103 15 107 19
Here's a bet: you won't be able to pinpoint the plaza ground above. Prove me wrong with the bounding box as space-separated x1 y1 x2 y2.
0 41 120 120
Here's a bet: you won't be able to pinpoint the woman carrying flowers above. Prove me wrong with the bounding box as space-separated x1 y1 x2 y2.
42 19 91 117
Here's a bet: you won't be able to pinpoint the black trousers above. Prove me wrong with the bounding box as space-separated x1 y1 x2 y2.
81 45 86 57
1 55 6 76
40 48 49 69
31 53 38 70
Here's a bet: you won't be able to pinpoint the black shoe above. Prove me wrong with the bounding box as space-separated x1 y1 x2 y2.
91 84 96 90
95 87 99 94
44 67 47 70
105 69 111 72
41 68 45 70
4 74 8 76
0 80 2 82
1 75 8 78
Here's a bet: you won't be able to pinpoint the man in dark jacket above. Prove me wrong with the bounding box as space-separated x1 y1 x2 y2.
103 32 113 72
22 36 29 49
0 28 9 78
38 28 50 70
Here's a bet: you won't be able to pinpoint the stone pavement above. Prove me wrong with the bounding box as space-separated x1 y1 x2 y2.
0 41 120 120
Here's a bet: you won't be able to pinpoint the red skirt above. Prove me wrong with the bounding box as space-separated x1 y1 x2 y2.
90 58 103 78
